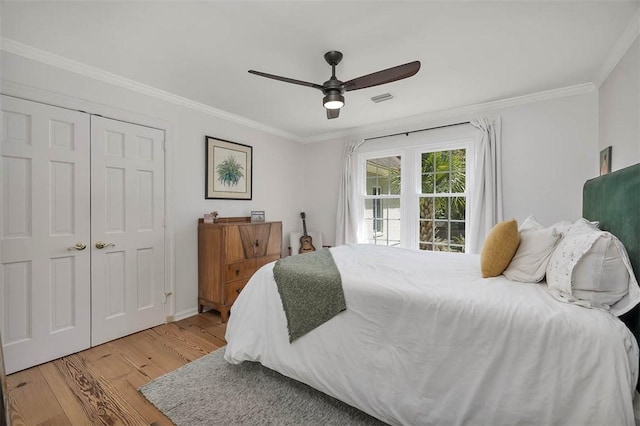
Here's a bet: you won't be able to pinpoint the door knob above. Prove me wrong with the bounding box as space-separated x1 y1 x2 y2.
95 241 115 249
67 242 87 251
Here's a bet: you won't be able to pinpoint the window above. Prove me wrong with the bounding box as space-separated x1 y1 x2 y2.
364 156 401 246
419 149 466 252
359 140 472 252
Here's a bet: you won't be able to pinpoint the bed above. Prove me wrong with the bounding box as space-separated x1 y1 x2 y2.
225 164 640 426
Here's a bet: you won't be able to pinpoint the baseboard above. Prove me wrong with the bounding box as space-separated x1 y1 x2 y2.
173 307 199 322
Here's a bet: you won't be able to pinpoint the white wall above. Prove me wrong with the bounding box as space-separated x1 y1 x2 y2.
599 37 640 171
304 91 599 246
0 51 305 319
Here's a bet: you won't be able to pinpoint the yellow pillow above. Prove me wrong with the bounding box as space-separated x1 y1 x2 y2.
480 219 520 278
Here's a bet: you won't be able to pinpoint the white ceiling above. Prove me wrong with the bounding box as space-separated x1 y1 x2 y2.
1 1 638 142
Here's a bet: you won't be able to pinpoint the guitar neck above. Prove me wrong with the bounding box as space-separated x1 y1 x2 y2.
302 219 308 237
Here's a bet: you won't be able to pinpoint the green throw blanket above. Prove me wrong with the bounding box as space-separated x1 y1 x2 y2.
273 249 346 342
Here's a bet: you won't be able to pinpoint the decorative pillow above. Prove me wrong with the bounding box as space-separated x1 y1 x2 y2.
546 218 640 315
480 219 520 278
503 215 561 283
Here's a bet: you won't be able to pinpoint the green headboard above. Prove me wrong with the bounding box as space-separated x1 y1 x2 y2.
583 163 640 280
583 163 640 389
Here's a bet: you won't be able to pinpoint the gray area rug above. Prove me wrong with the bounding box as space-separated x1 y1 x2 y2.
139 347 387 425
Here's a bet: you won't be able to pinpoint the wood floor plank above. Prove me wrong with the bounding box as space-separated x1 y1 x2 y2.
114 369 173 426
35 412 71 425
149 323 217 362
38 362 91 425
135 329 192 371
172 316 227 348
78 342 135 382
6 367 66 425
106 338 168 381
5 313 225 425
60 353 148 425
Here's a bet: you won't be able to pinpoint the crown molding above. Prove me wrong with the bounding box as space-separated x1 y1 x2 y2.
594 8 640 88
1 37 597 145
0 37 301 142
302 82 597 144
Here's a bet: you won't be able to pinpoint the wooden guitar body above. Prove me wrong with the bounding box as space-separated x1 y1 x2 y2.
299 235 315 253
299 212 316 254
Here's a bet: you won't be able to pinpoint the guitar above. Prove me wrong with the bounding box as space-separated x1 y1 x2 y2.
299 212 316 254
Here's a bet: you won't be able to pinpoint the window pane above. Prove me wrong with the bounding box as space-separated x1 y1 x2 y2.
419 220 434 243
366 177 378 193
451 197 465 220
434 197 448 220
451 172 465 193
452 149 465 171
421 173 435 194
436 151 450 169
419 197 434 220
451 221 465 244
435 220 448 243
422 152 435 173
436 172 450 193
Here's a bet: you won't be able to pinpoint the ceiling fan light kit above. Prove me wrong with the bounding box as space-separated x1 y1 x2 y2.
248 51 420 120
323 92 344 109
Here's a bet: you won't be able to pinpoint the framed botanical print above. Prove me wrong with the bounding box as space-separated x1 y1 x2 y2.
205 136 252 200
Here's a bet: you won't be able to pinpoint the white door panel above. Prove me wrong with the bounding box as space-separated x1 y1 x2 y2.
91 116 165 346
0 96 90 373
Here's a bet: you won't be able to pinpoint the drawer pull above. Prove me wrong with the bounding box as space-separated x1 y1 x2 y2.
235 269 240 276
255 239 260 247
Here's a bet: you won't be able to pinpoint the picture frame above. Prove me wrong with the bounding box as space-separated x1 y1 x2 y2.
600 146 612 176
206 136 253 200
251 210 265 223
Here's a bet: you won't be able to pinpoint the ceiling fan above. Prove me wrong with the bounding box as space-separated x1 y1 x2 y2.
248 51 421 119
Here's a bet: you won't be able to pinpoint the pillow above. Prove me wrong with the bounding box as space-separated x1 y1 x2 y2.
480 219 520 278
503 215 561 283
551 219 599 235
546 218 640 316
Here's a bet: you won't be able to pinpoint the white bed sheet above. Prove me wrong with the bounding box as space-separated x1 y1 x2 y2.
224 244 639 426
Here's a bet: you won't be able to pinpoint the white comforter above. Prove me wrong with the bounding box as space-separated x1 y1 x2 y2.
225 244 639 426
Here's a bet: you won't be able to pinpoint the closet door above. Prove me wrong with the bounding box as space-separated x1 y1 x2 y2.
90 116 165 346
0 96 91 373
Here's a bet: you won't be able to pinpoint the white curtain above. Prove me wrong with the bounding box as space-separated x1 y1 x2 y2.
469 116 503 253
335 139 366 246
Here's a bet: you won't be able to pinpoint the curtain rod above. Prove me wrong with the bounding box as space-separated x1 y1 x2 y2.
364 121 471 141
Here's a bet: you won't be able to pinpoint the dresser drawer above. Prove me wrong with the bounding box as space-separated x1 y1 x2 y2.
225 260 256 282
255 254 280 270
225 278 250 305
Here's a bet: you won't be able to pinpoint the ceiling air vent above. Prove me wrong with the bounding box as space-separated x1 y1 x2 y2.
371 93 393 103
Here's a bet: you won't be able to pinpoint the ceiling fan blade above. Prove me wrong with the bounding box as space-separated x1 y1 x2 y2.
343 61 421 92
326 108 340 119
248 70 324 91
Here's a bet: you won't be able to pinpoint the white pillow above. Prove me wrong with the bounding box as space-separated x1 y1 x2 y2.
546 218 640 316
550 219 599 235
503 216 561 283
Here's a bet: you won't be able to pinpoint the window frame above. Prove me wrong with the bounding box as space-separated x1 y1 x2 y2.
358 138 475 252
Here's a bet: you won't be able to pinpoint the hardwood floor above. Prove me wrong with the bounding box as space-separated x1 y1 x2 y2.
5 311 227 426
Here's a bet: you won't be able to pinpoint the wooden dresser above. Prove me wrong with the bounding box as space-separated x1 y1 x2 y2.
198 217 282 322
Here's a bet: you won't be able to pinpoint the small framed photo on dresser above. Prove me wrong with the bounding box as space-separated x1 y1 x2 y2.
251 210 265 223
